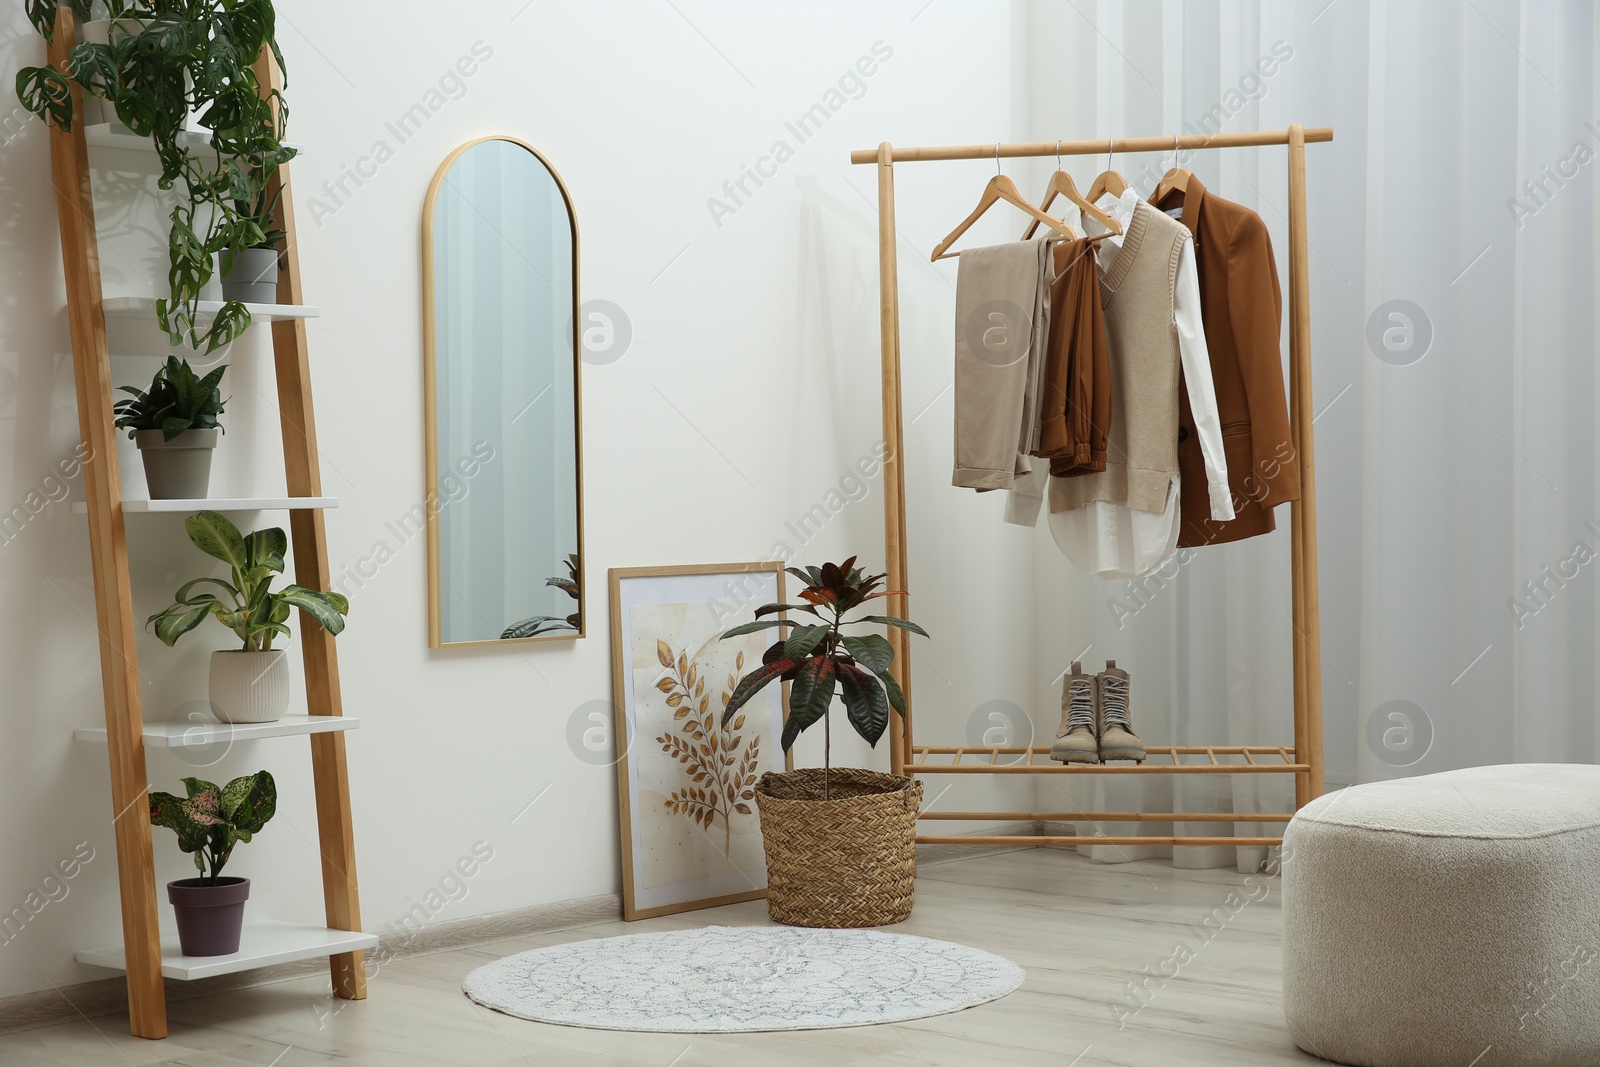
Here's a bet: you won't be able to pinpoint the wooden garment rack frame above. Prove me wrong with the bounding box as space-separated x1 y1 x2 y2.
44 8 365 1039
849 125 1332 848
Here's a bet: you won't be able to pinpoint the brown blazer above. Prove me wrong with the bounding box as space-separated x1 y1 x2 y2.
1155 176 1300 546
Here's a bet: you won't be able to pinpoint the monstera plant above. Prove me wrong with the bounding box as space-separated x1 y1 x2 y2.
15 0 295 351
720 557 927 788
149 770 275 955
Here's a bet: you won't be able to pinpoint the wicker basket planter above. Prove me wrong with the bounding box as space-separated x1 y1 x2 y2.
754 767 923 928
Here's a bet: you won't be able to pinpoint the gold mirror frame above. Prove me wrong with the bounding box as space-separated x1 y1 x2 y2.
421 135 586 647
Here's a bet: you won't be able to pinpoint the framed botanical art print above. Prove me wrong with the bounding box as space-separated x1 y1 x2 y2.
609 562 790 920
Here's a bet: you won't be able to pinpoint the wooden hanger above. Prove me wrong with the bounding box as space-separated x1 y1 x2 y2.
931 144 1076 261
1151 133 1192 206
1021 141 1123 240
1086 136 1129 202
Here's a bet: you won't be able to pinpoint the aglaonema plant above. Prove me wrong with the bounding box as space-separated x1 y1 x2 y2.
719 557 927 797
147 511 347 651
149 770 276 884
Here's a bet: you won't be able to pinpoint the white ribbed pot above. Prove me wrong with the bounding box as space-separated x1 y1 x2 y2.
208 649 289 724
76 19 144 127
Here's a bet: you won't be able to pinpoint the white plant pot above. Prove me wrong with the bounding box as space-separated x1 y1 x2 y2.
78 19 204 133
208 649 289 724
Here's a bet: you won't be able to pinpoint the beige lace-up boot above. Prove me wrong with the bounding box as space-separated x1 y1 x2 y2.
1096 660 1145 763
1050 661 1099 764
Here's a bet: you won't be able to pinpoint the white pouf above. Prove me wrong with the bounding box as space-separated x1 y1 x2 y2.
1283 764 1600 1067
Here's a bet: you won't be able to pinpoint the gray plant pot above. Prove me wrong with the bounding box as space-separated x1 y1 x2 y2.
136 428 217 500
220 247 281 305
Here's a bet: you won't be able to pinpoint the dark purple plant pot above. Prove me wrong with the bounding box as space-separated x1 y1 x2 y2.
167 877 249 956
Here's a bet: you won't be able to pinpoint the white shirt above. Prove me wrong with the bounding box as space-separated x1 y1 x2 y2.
1006 189 1233 579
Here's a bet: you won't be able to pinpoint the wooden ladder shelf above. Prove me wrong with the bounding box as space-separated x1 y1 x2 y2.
44 9 366 1039
850 126 1331 846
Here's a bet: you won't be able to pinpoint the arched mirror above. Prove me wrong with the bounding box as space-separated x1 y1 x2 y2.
422 137 583 646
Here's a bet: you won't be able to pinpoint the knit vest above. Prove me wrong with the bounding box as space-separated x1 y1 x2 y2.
1050 200 1189 515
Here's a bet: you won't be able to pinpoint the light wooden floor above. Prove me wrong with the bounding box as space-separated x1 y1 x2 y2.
0 849 1322 1066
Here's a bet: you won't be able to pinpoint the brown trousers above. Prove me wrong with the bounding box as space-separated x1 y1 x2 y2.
1039 239 1111 476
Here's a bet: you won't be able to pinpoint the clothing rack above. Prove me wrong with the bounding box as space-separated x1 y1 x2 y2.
849 125 1332 848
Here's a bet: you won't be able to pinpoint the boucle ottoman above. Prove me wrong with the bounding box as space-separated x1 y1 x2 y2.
1282 764 1600 1067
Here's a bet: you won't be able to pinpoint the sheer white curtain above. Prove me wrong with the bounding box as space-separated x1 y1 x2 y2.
1022 0 1600 870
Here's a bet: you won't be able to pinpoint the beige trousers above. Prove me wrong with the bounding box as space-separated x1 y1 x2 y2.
951 238 1053 490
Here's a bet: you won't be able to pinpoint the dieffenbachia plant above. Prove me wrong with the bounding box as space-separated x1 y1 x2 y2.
15 0 295 352
147 511 348 651
719 558 927 789
149 771 276 884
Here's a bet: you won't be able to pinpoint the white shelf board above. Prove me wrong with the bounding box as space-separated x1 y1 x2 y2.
103 296 320 321
75 713 359 748
84 121 304 155
72 496 338 513
77 921 376 981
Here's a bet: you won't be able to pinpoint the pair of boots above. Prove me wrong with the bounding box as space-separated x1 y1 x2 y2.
1049 660 1145 764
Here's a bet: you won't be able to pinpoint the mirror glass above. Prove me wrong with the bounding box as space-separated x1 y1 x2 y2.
424 138 582 646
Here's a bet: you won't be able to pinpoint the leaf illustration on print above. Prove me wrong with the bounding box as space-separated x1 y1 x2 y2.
655 640 762 856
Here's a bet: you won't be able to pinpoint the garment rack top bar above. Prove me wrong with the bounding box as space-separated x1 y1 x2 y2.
848 127 1334 165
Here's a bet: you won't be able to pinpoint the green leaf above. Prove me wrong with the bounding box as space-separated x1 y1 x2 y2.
754 602 819 619
275 585 348 636
876 667 907 716
220 770 276 834
148 601 212 646
855 615 930 638
149 790 210 855
782 655 836 750
173 576 237 604
783 624 830 660
718 619 797 638
721 657 794 725
836 662 889 746
840 633 894 674
501 615 575 639
244 526 286 574
185 511 248 569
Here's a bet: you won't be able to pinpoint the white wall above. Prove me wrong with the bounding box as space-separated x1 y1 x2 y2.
0 0 1041 1000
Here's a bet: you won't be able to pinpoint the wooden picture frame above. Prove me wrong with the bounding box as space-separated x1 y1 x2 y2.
609 563 791 920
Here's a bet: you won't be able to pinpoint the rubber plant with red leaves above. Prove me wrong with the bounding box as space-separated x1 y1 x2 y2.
720 557 927 798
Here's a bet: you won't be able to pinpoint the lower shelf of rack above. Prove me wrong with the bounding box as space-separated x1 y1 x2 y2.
76 921 377 981
909 744 1305 773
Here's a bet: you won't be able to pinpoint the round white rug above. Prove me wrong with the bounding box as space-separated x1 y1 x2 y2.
461 925 1025 1032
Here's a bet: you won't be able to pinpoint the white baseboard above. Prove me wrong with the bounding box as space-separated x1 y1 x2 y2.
0 891 621 1037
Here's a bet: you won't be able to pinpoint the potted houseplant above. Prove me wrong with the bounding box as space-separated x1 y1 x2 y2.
147 511 349 723
113 356 227 499
500 553 581 638
719 557 929 927
219 185 285 304
149 770 276 956
16 1 296 352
